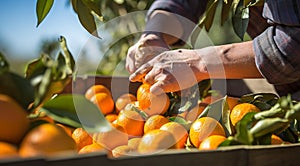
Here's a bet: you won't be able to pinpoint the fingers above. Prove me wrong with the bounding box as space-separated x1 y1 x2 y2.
150 79 179 95
144 65 163 84
129 63 153 82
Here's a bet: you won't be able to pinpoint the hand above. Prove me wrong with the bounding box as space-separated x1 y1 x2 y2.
129 49 209 95
126 33 170 74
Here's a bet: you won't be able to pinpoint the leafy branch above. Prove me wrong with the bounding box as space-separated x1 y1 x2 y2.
191 0 264 44
0 36 76 114
36 0 102 38
221 95 300 146
25 36 76 112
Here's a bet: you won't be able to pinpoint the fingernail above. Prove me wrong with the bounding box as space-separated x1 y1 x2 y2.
129 74 136 82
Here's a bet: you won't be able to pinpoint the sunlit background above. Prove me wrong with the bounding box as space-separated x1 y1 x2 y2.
0 0 247 76
0 0 157 76
0 0 96 74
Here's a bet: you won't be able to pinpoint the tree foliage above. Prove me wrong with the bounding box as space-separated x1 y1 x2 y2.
36 0 264 75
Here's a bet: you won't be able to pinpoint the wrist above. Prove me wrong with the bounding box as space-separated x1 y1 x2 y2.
141 32 164 41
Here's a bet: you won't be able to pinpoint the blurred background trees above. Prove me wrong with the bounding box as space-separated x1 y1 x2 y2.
1 0 253 76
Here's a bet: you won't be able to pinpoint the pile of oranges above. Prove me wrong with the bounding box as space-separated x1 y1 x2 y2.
72 83 287 158
0 83 288 160
0 94 77 159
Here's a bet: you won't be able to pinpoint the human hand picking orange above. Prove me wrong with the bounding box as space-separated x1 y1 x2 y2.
129 49 208 95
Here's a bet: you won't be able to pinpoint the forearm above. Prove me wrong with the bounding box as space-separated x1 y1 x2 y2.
195 41 263 80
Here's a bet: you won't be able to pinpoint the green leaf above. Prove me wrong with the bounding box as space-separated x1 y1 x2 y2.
168 116 191 130
249 117 289 138
253 134 271 145
0 72 35 110
218 136 242 146
232 0 249 40
169 116 187 124
285 101 300 121
25 37 76 109
198 97 233 136
204 0 219 31
234 112 256 145
190 25 202 48
198 0 219 32
244 0 264 7
232 0 241 13
59 36 76 75
71 0 78 13
190 0 219 46
0 52 9 74
178 101 193 113
41 94 112 132
0 53 34 110
76 0 99 38
81 0 102 18
34 68 53 106
240 93 279 110
222 96 235 135
221 0 233 25
198 79 212 99
25 54 49 80
124 103 149 120
254 103 285 120
240 93 279 103
278 126 298 143
36 0 54 27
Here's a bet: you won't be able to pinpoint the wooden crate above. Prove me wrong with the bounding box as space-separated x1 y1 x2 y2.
1 76 300 166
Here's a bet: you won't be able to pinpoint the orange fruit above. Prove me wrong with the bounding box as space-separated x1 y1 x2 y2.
111 145 133 158
199 135 227 150
0 141 18 159
105 113 118 123
90 93 115 115
230 103 260 127
137 83 170 116
85 84 111 100
185 103 207 122
144 115 169 134
226 96 240 111
56 123 74 137
138 129 176 154
115 93 137 114
78 143 105 154
19 123 77 157
93 124 128 151
271 134 284 145
160 122 188 149
128 137 142 150
116 109 145 138
0 94 30 144
201 94 222 104
72 127 93 151
189 117 226 148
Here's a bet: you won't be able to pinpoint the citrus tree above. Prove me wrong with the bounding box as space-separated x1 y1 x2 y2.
36 0 154 75
36 0 263 75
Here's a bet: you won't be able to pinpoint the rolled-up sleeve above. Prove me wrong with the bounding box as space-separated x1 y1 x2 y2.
146 0 207 44
253 25 300 85
253 0 300 86
147 0 207 24
252 0 300 99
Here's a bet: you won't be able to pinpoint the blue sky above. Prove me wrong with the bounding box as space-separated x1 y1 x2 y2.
0 0 93 60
